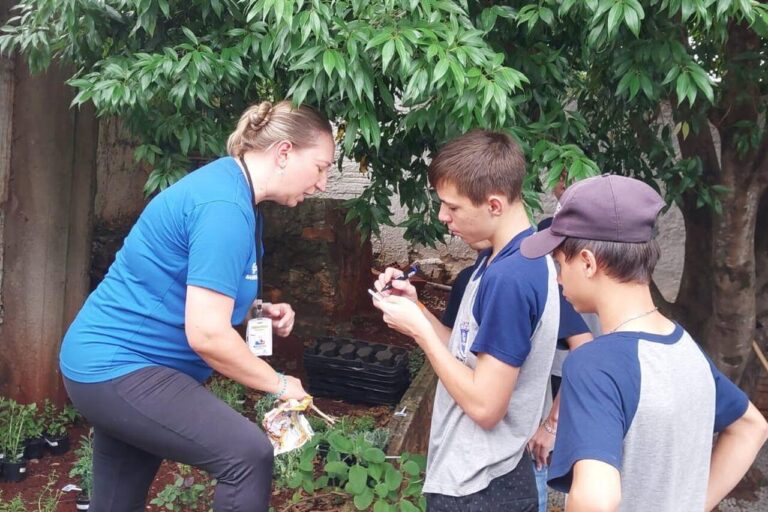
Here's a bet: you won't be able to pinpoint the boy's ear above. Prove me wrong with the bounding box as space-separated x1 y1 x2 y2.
580 249 598 278
488 195 504 216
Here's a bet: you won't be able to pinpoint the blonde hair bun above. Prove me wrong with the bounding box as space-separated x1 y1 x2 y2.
248 102 273 133
227 99 333 158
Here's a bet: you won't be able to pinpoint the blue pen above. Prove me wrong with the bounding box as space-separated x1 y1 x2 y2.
381 263 420 292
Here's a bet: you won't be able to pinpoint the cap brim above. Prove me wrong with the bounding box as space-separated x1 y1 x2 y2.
521 228 566 259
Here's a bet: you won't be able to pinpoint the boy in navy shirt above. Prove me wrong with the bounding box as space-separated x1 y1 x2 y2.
521 174 768 511
373 130 559 511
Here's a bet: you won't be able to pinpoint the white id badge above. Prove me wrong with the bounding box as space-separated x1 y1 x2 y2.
246 317 273 356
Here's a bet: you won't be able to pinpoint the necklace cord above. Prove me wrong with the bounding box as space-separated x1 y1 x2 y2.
239 156 263 299
609 307 659 334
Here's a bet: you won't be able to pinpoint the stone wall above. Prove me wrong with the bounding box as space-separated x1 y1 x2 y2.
261 198 374 334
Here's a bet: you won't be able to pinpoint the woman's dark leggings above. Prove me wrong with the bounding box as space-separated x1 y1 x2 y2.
64 366 274 512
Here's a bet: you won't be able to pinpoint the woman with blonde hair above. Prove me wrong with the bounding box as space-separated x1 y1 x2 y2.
60 100 336 512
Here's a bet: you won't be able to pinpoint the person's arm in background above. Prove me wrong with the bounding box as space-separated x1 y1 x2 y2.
186 285 307 399
706 403 768 510
528 331 593 468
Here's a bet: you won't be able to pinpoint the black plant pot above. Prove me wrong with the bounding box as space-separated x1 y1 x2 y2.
75 492 90 511
45 433 70 455
24 437 46 459
2 459 28 482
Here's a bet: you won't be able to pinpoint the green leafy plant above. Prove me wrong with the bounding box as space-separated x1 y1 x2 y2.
23 403 44 440
253 394 275 424
2 400 30 463
150 463 214 512
207 377 247 414
42 400 80 437
35 472 64 512
69 430 94 499
280 430 426 512
407 349 426 379
351 415 376 433
0 493 26 512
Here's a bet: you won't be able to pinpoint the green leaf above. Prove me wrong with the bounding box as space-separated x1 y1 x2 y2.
348 464 368 495
607 3 624 34
433 59 450 83
385 465 403 491
364 447 387 464
399 501 420 512
323 50 335 77
402 460 420 476
354 488 375 510
539 7 554 26
382 40 395 72
181 27 198 45
375 482 389 497
373 500 393 512
624 6 640 36
328 432 354 453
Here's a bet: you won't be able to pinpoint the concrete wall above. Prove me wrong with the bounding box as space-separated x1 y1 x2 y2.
319 159 685 302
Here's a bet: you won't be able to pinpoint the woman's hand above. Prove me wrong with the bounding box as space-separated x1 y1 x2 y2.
280 375 309 401
262 302 295 337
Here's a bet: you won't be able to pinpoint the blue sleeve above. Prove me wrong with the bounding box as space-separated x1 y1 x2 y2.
470 270 538 367
548 343 640 493
186 201 253 298
558 289 590 340
704 355 749 432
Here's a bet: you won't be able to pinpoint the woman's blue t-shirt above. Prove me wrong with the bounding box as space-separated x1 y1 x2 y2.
60 157 260 383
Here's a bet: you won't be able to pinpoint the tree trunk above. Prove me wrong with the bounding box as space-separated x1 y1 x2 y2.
741 190 768 403
705 155 762 381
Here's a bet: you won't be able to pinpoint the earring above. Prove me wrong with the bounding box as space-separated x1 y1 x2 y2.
279 159 287 169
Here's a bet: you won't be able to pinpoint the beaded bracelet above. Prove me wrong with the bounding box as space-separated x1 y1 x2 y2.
268 372 287 400
543 419 557 436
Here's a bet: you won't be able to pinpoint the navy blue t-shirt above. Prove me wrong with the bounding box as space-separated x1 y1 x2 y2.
60 157 260 383
469 228 550 366
441 264 475 328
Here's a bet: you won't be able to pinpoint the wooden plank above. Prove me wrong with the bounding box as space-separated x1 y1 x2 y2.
0 49 14 325
386 361 438 456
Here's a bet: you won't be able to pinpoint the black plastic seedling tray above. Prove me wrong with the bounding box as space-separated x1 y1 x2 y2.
304 337 411 405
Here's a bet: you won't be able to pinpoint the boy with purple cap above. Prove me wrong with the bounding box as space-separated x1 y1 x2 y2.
520 174 768 511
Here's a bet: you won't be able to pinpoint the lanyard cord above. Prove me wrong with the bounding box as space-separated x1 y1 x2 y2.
239 156 263 300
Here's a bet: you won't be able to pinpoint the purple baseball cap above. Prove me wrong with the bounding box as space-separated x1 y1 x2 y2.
521 174 665 259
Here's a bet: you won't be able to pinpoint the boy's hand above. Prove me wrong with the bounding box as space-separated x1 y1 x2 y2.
375 267 418 302
527 423 555 470
262 302 295 337
373 295 430 340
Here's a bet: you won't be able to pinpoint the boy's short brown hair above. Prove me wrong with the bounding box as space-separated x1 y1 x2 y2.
427 130 526 205
556 238 661 284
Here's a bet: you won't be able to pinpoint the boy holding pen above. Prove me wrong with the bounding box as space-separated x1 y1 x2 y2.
520 174 768 511
372 130 558 511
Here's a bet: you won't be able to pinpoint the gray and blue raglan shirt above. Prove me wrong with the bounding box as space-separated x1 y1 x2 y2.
423 228 560 496
549 324 749 510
